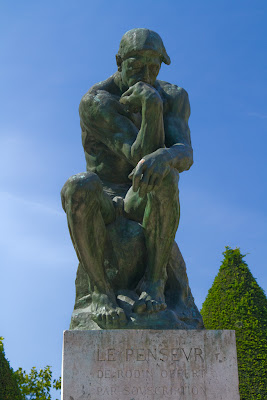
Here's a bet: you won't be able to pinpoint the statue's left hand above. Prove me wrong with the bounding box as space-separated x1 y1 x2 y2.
128 150 171 198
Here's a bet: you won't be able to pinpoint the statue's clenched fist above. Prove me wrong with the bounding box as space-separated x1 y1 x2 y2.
120 81 163 113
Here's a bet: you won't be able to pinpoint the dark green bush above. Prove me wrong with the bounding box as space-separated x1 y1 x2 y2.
201 247 267 399
0 337 23 400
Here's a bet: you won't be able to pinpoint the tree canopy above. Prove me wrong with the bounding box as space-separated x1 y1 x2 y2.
14 366 61 400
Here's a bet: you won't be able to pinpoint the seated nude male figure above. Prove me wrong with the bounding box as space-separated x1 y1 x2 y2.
61 29 193 328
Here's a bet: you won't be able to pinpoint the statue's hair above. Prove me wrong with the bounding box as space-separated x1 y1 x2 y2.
116 28 171 67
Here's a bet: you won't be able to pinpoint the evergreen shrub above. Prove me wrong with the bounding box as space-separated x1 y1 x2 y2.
201 247 267 399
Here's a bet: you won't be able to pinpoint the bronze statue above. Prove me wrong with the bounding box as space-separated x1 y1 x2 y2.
61 29 203 330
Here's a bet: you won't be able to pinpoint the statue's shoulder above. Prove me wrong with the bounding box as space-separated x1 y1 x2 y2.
157 80 189 102
156 80 190 119
88 75 117 94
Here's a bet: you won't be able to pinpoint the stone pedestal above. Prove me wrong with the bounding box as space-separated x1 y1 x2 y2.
62 330 240 400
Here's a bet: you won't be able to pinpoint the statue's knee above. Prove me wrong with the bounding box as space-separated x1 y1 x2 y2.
161 169 179 195
61 172 102 214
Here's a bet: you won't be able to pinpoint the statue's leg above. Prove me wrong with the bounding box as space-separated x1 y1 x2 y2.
124 169 180 314
61 172 126 327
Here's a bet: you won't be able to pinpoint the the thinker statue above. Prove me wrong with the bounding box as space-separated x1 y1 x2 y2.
61 28 203 330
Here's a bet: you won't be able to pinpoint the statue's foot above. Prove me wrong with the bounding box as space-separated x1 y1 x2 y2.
133 280 167 314
91 292 127 328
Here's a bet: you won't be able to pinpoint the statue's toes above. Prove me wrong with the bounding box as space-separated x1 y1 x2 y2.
96 313 103 322
133 299 166 314
106 313 114 325
93 313 113 329
96 312 107 327
104 313 111 325
105 309 127 328
150 300 160 313
133 300 147 314
105 312 119 328
148 300 166 313
157 301 167 312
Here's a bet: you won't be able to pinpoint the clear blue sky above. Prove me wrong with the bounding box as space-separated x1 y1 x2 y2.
1 0 266 394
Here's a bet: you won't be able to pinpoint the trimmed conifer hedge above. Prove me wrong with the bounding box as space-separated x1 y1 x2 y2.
201 247 267 399
0 337 23 400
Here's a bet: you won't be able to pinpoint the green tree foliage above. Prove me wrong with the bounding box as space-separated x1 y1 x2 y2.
0 336 23 400
201 247 267 399
14 366 61 400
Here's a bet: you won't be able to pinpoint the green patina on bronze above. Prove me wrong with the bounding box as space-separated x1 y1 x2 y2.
61 28 203 330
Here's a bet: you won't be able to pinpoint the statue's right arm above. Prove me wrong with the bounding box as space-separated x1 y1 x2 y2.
79 89 138 167
79 82 164 167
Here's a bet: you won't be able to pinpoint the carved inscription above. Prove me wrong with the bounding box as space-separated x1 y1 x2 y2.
62 330 240 400
96 347 204 362
92 343 207 399
96 367 206 379
89 384 207 397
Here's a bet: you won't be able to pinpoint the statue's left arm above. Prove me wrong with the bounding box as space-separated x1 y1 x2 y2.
163 87 193 172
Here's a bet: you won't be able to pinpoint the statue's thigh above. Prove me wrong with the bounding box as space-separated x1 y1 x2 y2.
124 187 147 223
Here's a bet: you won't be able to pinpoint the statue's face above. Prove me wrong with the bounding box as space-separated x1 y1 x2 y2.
120 50 161 87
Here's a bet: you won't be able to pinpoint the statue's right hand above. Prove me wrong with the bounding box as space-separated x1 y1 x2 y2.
120 82 162 113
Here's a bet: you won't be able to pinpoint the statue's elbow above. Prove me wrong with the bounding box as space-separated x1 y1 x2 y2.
185 148 193 171
79 92 94 122
79 96 88 119
189 151 194 169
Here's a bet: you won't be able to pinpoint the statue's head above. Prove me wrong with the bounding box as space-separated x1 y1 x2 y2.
116 28 170 87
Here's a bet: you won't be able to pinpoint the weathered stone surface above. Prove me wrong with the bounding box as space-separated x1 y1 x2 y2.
62 329 240 400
